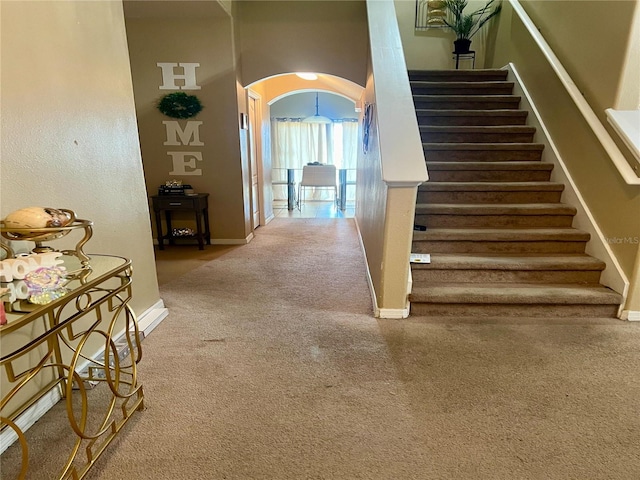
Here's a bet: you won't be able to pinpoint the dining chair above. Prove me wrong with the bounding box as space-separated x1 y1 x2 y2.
298 164 337 210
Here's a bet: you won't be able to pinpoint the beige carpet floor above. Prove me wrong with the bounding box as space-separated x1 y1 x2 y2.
2 218 640 479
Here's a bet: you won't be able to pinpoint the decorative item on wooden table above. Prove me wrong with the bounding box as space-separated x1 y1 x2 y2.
1 207 93 267
0 251 65 283
172 227 195 238
444 0 502 54
0 251 68 312
4 206 72 231
23 266 68 304
158 180 194 196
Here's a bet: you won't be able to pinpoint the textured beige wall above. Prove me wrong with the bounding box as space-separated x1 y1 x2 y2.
125 15 251 243
356 70 387 308
518 0 640 176
518 0 635 122
237 0 368 87
394 0 453 70
616 4 640 109
1 0 161 416
218 0 232 16
395 0 502 70
0 0 160 316
491 1 640 310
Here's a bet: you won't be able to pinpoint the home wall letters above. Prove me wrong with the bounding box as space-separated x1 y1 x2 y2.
157 63 204 176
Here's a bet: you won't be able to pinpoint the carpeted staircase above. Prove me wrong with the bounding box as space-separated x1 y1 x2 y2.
408 69 623 318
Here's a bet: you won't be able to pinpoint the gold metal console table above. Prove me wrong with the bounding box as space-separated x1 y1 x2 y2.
0 254 144 479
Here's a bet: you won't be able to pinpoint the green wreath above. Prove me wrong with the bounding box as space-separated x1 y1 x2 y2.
157 92 203 119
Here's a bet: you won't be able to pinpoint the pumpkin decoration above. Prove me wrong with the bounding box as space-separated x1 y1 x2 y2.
4 207 73 230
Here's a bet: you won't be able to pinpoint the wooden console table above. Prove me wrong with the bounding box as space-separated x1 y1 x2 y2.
0 254 144 479
151 194 211 250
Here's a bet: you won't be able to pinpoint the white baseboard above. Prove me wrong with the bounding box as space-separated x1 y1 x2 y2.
354 217 379 317
0 301 167 454
622 310 640 321
377 307 410 319
211 233 254 245
154 235 254 246
354 218 411 319
137 299 168 337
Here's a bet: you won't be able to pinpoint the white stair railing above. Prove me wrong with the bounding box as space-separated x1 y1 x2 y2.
509 0 640 185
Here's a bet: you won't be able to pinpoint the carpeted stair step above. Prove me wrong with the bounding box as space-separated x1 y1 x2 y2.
425 161 553 182
424 143 544 162
408 69 508 82
408 284 622 318
413 95 521 110
410 81 515 96
415 203 576 228
417 181 564 204
411 228 590 254
410 254 606 284
416 109 529 126
420 125 536 143
407 68 623 319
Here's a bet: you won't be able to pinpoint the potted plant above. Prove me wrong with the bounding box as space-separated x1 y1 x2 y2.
444 0 502 54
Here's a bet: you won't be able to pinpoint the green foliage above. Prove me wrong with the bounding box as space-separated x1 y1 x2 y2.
157 92 203 119
444 0 502 40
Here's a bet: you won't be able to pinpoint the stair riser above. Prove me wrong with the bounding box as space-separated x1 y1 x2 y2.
426 170 552 182
411 240 587 254
415 214 574 228
408 303 619 318
417 115 528 126
414 100 520 110
409 72 508 82
417 191 563 204
411 86 514 95
411 269 603 284
407 70 622 320
421 132 535 143
424 150 543 162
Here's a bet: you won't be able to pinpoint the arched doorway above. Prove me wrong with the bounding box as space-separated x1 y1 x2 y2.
271 91 358 217
245 73 364 222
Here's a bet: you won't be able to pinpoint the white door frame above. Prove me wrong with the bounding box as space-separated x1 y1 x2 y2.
247 89 266 228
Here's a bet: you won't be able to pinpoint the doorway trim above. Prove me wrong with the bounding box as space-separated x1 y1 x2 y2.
247 89 267 229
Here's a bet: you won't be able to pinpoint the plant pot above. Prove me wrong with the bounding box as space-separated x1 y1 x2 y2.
453 39 472 54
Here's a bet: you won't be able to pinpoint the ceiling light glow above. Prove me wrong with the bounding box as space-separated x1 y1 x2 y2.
296 72 318 81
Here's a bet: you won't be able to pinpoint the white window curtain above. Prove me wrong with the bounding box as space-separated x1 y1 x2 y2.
271 118 358 201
